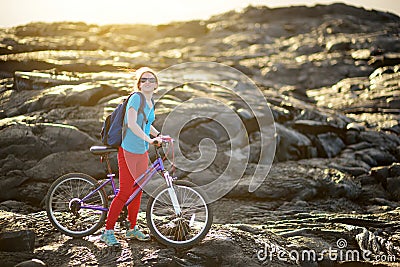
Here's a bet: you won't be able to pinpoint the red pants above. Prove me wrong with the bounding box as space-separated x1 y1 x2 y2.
105 147 148 230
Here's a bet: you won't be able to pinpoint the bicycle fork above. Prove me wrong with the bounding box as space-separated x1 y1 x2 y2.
164 171 182 216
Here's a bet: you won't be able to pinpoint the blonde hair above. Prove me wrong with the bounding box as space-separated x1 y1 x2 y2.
134 67 158 91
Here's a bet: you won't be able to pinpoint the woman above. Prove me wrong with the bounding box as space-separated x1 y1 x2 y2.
101 67 163 246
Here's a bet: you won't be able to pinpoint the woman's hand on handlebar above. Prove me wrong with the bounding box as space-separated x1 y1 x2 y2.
150 136 163 146
150 135 173 146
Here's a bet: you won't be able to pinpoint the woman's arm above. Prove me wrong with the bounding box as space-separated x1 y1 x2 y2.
127 107 153 143
150 125 160 137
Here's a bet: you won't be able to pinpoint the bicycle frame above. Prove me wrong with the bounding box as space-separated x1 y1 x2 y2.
79 142 181 215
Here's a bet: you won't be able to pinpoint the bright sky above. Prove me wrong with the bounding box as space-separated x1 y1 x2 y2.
1 0 399 28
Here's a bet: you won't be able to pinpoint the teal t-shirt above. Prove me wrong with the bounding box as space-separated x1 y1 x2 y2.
121 93 155 154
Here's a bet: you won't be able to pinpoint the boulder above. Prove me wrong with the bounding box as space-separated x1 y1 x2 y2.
0 171 29 202
15 259 47 267
386 177 400 201
0 230 35 252
316 132 345 158
0 123 99 162
25 150 106 183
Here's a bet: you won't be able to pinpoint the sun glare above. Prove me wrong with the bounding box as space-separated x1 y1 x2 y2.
1 0 399 27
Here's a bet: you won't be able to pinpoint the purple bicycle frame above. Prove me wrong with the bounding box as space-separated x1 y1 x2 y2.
80 157 165 212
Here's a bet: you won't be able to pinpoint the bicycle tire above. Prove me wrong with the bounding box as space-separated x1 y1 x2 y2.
45 173 108 238
146 180 213 248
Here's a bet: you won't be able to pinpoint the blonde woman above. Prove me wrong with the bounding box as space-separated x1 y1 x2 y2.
101 67 162 246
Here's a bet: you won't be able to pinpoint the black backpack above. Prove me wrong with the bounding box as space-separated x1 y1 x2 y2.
100 92 154 147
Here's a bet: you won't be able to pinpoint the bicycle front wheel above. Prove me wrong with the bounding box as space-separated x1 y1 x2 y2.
45 173 108 238
146 180 213 248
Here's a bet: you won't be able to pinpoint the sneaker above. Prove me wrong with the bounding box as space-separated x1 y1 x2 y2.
100 230 120 247
126 225 150 241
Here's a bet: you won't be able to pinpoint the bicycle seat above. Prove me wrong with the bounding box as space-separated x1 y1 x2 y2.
90 145 118 155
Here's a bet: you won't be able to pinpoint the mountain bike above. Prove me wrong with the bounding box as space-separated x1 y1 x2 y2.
45 137 213 248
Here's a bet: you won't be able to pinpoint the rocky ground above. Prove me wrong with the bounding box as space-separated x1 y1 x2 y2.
1 198 400 266
0 3 400 266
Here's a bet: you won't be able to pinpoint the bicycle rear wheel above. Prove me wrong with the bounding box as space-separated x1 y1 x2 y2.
146 180 213 248
45 173 108 238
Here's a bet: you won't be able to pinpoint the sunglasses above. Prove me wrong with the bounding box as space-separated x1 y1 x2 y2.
140 77 157 83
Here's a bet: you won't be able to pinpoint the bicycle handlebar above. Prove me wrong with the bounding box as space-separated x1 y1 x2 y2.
153 136 173 146
153 136 175 174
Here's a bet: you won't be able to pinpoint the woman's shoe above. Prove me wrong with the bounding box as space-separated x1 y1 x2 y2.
100 229 121 247
126 225 150 241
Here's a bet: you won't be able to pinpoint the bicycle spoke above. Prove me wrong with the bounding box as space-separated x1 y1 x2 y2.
46 174 107 237
148 183 212 247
